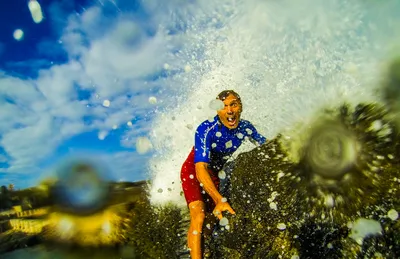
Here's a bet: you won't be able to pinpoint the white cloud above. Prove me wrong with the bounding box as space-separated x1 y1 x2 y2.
100 151 151 182
36 62 82 106
0 154 8 163
1 115 60 171
0 1 184 186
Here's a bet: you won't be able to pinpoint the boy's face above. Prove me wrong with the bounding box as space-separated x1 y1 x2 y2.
217 94 242 129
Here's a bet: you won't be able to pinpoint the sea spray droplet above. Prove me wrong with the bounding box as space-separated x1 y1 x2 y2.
349 218 382 245
98 131 108 140
387 209 398 221
209 99 224 110
52 159 111 215
148 96 157 104
13 29 24 41
277 223 286 230
324 195 335 208
219 217 229 226
305 123 358 179
218 170 226 179
184 65 192 73
28 0 44 24
136 137 153 154
102 100 111 107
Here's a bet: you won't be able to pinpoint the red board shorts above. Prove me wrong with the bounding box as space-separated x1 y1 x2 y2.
181 147 220 213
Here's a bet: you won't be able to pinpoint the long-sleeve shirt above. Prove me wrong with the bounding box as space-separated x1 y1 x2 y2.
194 115 266 173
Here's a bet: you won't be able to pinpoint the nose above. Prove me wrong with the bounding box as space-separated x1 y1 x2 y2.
226 106 233 114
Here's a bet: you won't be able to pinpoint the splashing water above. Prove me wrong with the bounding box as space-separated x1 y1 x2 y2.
146 0 400 205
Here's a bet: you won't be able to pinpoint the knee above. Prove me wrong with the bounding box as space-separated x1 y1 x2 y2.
191 210 205 225
189 201 205 226
190 212 205 235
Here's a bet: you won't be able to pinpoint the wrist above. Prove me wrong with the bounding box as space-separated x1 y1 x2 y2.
212 194 224 204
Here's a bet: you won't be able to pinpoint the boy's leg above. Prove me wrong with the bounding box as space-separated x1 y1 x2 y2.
188 200 205 259
201 171 221 257
181 148 206 259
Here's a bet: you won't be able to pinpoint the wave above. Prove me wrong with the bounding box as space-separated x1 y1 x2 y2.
146 0 400 205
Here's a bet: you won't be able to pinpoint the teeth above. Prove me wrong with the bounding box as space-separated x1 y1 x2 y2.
227 118 234 122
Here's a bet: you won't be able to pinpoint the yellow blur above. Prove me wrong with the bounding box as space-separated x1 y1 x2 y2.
46 207 125 246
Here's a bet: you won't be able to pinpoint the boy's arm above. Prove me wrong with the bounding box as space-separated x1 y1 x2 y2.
194 122 235 218
247 123 267 145
195 162 235 219
195 162 223 204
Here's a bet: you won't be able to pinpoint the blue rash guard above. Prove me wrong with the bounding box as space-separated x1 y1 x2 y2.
194 115 266 172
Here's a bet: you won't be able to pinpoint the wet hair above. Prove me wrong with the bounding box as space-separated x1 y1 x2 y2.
217 90 242 106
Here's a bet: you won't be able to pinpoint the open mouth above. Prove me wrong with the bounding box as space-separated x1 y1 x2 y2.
227 116 236 126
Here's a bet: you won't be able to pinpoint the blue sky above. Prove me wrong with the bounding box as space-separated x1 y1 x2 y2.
0 0 193 188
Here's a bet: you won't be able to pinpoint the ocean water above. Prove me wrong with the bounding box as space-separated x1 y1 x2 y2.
147 0 400 206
